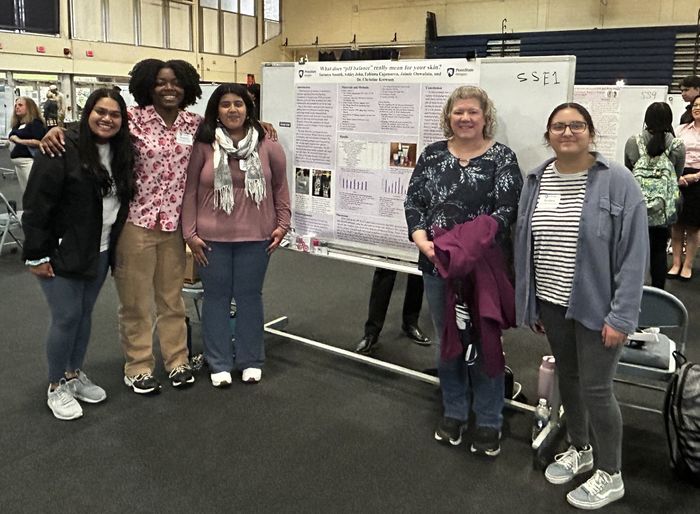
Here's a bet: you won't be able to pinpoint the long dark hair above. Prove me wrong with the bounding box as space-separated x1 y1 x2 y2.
195 83 264 144
77 88 135 203
128 58 202 109
643 102 674 158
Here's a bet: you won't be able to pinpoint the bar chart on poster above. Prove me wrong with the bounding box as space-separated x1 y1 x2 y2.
262 56 576 266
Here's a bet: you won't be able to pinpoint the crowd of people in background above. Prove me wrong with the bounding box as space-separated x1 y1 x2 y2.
6 61 700 511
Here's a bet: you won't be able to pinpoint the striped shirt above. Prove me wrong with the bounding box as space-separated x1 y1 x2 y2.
531 163 588 307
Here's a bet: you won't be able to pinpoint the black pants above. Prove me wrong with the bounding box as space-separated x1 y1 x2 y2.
364 268 423 336
649 226 670 289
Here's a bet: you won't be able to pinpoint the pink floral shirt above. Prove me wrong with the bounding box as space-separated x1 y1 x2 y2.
127 105 202 231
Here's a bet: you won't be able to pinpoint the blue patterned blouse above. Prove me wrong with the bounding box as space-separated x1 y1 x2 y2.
404 140 523 274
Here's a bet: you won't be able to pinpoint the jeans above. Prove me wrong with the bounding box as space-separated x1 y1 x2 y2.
39 251 109 383
198 240 270 372
423 273 504 428
538 300 623 473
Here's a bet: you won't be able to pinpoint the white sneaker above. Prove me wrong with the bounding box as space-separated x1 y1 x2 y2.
66 370 107 403
567 469 625 510
241 368 262 383
210 371 232 388
47 379 83 420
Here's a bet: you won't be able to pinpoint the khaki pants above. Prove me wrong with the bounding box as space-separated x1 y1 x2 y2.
114 222 188 376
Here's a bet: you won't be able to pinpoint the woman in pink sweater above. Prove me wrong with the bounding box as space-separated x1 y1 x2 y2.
182 84 290 387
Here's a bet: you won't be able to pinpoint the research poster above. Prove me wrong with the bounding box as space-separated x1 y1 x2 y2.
292 60 480 259
573 86 620 160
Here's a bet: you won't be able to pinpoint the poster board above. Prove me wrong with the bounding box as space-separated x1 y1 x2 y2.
573 85 668 164
261 56 576 265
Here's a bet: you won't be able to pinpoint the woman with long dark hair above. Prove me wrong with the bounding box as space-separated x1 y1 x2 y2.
181 83 290 386
624 102 685 289
8 96 46 191
22 88 134 420
515 103 647 509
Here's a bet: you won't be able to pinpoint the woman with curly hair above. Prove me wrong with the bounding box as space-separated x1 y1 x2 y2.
8 96 46 191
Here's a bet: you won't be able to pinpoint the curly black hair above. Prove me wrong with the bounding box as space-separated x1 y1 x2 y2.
128 59 202 109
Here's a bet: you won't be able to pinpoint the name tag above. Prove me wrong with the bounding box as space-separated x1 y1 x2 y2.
176 132 193 145
538 193 560 210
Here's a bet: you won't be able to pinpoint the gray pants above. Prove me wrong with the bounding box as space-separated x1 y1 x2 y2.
538 301 623 473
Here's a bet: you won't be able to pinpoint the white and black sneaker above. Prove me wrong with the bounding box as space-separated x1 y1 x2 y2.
470 426 501 457
434 417 467 446
169 363 195 388
124 372 162 394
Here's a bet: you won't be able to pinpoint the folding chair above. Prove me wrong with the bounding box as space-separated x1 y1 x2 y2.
0 191 23 255
615 286 689 414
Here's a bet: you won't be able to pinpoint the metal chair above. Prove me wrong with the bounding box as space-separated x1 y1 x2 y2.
615 286 689 414
0 190 23 255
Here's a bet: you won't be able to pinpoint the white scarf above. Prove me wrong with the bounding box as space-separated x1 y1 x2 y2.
212 125 265 214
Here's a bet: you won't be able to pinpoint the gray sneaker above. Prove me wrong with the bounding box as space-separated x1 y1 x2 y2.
66 370 107 403
545 445 594 484
47 379 83 421
567 469 625 510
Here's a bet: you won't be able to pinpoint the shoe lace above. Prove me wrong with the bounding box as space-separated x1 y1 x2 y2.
54 382 76 406
132 372 153 382
169 364 189 378
553 447 580 471
582 470 612 495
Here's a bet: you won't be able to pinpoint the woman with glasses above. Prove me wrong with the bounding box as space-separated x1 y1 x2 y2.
667 95 700 281
515 103 648 510
404 86 522 458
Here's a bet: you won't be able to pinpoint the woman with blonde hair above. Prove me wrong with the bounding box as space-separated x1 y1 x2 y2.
405 85 522 457
8 96 46 191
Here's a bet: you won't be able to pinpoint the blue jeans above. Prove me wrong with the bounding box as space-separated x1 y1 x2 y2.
39 251 109 383
423 273 504 428
198 240 270 372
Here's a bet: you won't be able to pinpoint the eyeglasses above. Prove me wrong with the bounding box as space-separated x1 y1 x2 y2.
548 121 588 134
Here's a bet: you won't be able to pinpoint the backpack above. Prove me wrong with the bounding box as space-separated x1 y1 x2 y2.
664 352 700 485
632 135 682 227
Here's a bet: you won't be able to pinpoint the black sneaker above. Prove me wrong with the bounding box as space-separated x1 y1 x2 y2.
434 417 467 446
470 426 501 457
169 363 195 388
123 372 162 394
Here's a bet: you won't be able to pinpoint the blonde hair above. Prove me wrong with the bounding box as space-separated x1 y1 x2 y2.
11 96 43 128
440 86 496 139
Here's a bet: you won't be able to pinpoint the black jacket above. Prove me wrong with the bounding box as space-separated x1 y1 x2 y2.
22 130 130 279
681 104 693 125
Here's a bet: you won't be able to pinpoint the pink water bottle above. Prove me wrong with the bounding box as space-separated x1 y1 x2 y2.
537 355 556 402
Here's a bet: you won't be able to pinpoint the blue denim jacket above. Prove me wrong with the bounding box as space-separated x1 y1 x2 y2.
514 153 649 335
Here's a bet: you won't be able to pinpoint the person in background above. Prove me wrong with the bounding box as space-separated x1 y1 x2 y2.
182 83 290 386
49 84 66 126
8 96 46 192
43 91 59 127
405 86 522 458
668 95 700 282
22 88 134 420
354 269 430 355
515 102 648 510
624 102 685 289
678 76 700 125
